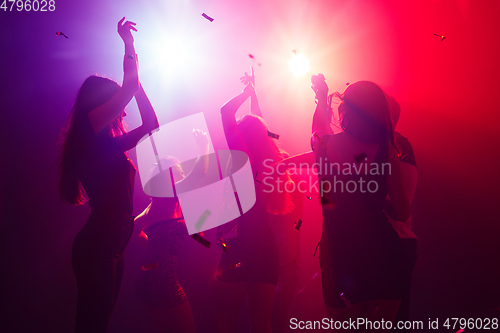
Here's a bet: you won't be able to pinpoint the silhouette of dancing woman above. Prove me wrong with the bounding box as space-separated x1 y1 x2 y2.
239 68 303 333
387 96 418 332
310 75 409 331
58 18 158 333
215 71 293 333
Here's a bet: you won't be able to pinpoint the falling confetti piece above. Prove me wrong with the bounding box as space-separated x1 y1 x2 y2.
295 219 303 230
202 13 214 22
456 330 464 333
292 49 297 55
56 32 68 39
267 131 279 139
346 82 350 85
306 196 312 200
254 170 261 183
229 262 241 269
433 33 446 41
248 53 262 67
191 233 212 248
195 209 211 231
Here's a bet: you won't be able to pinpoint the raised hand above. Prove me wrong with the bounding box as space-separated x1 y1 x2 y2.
240 66 255 87
117 17 137 45
241 67 255 96
311 74 328 101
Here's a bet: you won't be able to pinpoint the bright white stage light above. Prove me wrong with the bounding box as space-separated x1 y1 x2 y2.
289 53 310 77
144 36 195 76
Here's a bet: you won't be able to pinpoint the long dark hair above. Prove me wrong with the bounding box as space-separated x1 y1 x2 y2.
237 115 294 215
237 115 281 168
58 76 125 204
334 81 395 147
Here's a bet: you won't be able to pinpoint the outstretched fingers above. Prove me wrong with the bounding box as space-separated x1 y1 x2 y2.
240 68 255 86
118 17 125 29
118 17 137 31
240 73 249 85
118 17 138 44
123 21 137 31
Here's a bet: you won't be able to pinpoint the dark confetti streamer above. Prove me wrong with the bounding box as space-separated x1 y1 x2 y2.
267 131 279 139
433 33 446 41
192 233 212 248
254 170 261 183
295 219 303 230
202 13 214 22
248 53 262 66
56 32 68 39
306 196 312 200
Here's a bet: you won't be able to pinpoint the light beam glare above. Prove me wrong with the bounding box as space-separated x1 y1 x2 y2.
289 53 310 77
142 36 198 78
